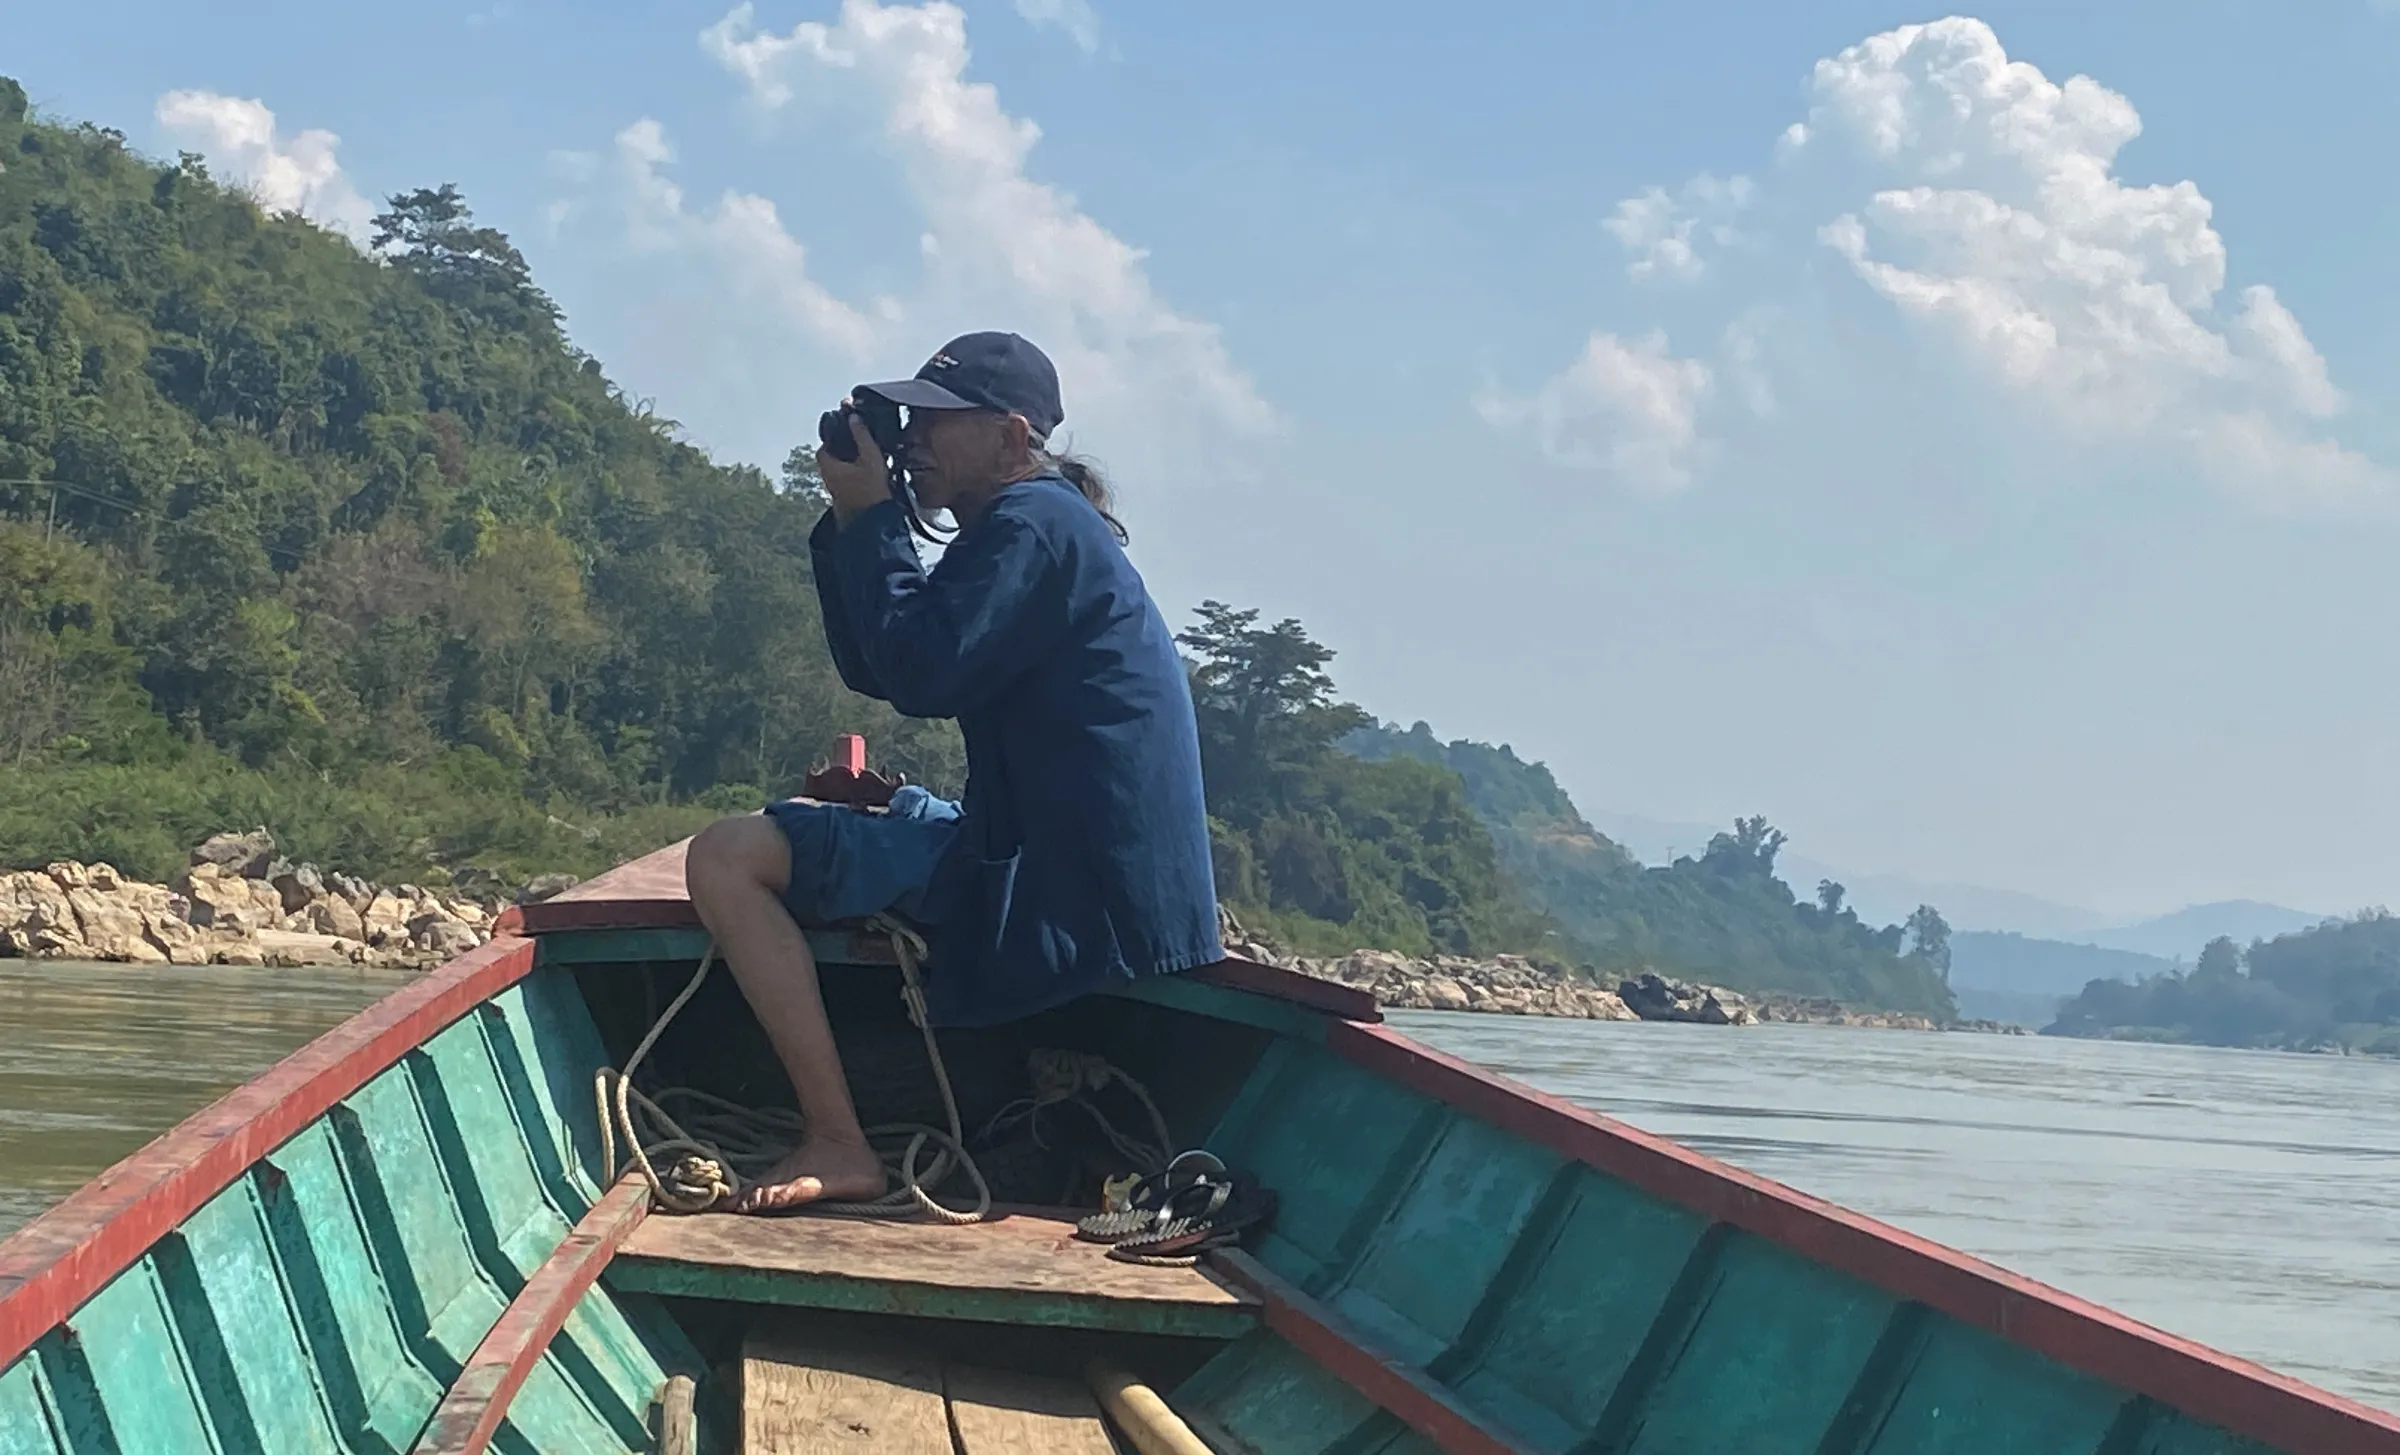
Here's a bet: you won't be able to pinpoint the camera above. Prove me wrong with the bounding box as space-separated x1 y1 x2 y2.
817 390 906 465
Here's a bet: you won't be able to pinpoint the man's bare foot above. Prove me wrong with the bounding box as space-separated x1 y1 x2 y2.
729 1137 888 1213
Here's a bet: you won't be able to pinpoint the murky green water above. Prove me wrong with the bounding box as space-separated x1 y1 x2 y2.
0 959 416 1240
1395 1010 2400 1414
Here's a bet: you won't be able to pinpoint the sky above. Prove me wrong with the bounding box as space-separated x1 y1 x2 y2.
11 0 2400 922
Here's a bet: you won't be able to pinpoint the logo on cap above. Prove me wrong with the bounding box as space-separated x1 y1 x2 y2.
926 353 957 370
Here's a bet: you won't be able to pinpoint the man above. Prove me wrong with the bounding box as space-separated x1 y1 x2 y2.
683 331 1221 1211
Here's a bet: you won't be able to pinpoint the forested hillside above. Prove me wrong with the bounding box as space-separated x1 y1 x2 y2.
2047 919 2400 1055
1345 722 1958 1017
0 81 1953 1012
0 80 962 885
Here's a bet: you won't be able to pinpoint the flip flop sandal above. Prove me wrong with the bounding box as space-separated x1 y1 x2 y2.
1105 1171 1276 1265
1074 1149 1225 1244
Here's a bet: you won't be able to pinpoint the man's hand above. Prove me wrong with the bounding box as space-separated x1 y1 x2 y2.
817 405 890 526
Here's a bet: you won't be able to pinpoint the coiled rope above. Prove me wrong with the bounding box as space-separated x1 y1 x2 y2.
595 915 991 1222
977 1048 1172 1178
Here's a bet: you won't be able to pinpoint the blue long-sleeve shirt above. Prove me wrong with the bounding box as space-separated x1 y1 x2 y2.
809 475 1223 1027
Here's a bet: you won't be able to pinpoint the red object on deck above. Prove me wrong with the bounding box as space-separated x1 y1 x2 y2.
798 733 906 808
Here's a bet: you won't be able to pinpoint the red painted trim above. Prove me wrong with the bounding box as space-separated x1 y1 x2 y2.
1193 957 1381 1023
1328 1021 2400 1455
410 1176 652 1455
1210 1250 1531 1455
0 935 542 1372
516 895 701 934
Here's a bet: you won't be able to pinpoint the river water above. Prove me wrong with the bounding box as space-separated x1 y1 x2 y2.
1393 1010 2400 1414
0 959 415 1240
0 965 2392 1413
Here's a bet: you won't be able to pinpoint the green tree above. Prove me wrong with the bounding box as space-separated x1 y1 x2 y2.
1904 904 1952 982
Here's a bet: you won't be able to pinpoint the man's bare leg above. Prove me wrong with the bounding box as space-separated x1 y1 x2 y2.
684 814 887 1211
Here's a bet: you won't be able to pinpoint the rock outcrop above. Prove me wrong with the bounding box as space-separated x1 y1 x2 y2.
1216 904 1982 1031
1299 948 1644 1020
1616 971 1758 1025
0 829 504 970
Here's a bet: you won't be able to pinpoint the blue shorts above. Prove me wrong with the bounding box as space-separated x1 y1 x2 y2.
764 785 961 927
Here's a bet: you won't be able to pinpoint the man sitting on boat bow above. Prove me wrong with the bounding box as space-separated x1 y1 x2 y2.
683 331 1222 1212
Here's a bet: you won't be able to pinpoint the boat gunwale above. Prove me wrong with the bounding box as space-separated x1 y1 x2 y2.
0 933 542 1373
411 1174 654 1455
1329 1017 2400 1455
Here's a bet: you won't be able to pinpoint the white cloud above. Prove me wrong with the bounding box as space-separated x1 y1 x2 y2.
1523 17 2387 507
1014 0 1100 54
587 117 884 359
154 91 374 244
562 0 1270 473
1476 331 1711 492
1603 173 1751 281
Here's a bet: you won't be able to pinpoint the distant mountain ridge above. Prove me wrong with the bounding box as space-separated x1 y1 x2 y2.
1582 811 2328 959
1583 810 2112 937
1950 932 2176 998
1342 722 1956 1017
2074 901 2331 962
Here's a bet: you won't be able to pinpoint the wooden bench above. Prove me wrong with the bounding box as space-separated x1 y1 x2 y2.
605 1206 1259 1339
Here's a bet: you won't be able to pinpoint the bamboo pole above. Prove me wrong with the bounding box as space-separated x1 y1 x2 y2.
1085 1359 1217 1455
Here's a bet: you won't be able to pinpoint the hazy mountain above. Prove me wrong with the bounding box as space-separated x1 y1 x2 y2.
1583 811 2110 937
1950 931 2177 997
2076 901 2332 961
1951 987 2075 1029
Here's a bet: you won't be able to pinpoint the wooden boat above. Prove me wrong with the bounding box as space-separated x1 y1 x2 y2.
5 753 2399 1453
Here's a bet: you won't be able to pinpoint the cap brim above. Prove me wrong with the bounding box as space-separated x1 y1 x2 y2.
856 378 980 410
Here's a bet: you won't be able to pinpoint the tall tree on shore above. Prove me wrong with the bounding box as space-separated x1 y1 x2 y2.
1905 903 1953 982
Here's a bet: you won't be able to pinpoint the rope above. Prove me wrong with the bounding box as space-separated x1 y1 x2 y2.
974 1049 1173 1177
595 914 991 1222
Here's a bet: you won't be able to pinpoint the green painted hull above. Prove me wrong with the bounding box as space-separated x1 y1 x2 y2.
3 905 2392 1455
0 965 696 1454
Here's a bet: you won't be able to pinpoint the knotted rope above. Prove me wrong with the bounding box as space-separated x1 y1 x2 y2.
595 914 991 1222
976 1048 1172 1178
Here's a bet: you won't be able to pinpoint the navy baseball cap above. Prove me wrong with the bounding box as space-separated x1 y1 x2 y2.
856 331 1064 442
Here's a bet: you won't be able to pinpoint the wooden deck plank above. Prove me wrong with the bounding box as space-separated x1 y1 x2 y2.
946 1363 1117 1455
741 1329 951 1453
611 1206 1257 1339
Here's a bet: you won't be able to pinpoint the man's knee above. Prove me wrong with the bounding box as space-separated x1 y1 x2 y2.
686 813 788 900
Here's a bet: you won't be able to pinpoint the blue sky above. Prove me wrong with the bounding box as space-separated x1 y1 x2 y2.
13 1 2400 921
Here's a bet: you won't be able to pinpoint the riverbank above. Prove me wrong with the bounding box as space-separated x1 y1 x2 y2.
0 829 514 969
1221 916 2016 1032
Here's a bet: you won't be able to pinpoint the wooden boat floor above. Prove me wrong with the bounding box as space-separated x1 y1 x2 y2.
742 1326 1116 1453
610 1205 1259 1339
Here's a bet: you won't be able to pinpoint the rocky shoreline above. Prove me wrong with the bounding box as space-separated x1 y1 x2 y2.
0 829 510 969
5 847 2024 1038
1220 913 2021 1034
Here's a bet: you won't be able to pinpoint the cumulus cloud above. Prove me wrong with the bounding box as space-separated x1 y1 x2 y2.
1603 173 1752 281
1014 0 1100 53
1510 17 2386 506
155 90 375 244
582 117 884 360
554 0 1265 479
1477 331 1711 492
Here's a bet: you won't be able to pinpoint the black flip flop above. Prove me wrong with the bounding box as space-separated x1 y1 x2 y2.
1073 1149 1224 1244
1105 1170 1276 1264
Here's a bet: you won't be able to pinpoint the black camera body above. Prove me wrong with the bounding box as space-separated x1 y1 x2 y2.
816 391 906 464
